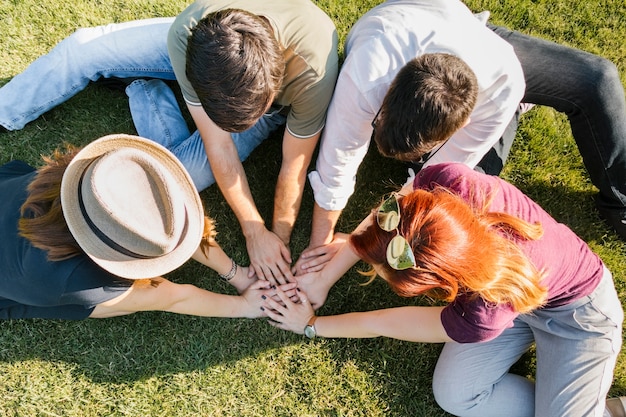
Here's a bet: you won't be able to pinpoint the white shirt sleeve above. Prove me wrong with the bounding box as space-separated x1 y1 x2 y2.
309 69 377 211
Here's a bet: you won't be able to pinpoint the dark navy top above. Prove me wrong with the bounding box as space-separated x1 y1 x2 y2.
0 161 131 320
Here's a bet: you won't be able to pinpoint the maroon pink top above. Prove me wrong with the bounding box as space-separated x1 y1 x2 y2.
413 163 604 343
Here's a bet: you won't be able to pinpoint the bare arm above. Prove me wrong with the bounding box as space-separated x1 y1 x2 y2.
191 245 256 294
293 202 343 274
89 278 286 319
265 288 452 343
293 236 361 309
187 104 291 284
272 130 319 244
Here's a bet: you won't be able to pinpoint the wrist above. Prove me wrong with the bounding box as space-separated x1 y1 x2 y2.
303 315 318 339
218 259 238 282
243 220 267 240
229 265 255 294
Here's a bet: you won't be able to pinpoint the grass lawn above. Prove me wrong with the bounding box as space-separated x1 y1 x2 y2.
0 0 625 415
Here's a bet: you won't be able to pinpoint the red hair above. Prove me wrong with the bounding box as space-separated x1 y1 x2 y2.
350 188 547 313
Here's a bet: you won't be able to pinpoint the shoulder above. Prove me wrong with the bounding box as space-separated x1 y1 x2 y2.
0 160 35 178
414 163 476 189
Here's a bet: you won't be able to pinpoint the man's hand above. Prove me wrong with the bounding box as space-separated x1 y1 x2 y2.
246 225 294 285
292 233 349 275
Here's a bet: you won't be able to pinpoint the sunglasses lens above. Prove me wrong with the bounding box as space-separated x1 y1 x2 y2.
377 195 400 231
386 235 417 270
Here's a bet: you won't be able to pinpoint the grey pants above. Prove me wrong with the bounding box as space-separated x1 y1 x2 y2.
432 268 623 417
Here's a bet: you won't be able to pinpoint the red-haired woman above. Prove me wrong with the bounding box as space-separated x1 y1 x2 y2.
264 163 625 417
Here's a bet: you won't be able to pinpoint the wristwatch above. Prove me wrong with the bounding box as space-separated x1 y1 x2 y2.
304 316 318 339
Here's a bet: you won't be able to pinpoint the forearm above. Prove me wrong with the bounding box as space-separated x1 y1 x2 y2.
273 132 320 244
164 283 252 318
315 307 451 343
188 104 265 236
210 149 265 237
310 203 342 247
319 241 361 288
272 167 306 245
191 246 254 293
91 279 258 319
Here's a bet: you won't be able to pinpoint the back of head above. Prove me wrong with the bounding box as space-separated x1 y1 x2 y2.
350 189 547 313
373 53 478 162
186 9 284 132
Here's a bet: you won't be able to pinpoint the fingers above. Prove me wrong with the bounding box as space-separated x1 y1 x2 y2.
275 262 294 284
263 289 289 315
272 286 293 306
247 265 257 279
278 282 298 295
253 261 295 286
279 244 293 265
301 245 327 259
299 252 332 273
248 279 273 290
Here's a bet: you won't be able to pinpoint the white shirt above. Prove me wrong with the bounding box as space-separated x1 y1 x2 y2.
309 0 525 211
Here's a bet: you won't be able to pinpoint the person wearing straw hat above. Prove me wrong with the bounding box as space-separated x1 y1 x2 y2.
0 134 290 320
266 163 624 417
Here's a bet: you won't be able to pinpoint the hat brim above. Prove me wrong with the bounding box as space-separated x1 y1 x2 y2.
61 134 204 279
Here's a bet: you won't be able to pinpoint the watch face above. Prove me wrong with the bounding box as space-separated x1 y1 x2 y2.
304 325 316 339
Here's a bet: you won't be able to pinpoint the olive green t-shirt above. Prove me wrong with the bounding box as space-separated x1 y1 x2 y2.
167 0 339 138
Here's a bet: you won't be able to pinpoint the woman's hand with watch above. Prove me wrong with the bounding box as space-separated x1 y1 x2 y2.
263 286 318 338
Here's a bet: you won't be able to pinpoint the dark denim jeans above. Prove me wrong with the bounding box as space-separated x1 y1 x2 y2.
478 25 626 216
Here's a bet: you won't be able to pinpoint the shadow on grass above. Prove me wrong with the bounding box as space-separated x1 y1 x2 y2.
0 89 623 415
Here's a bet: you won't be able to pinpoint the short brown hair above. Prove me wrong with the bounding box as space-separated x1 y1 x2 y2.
186 9 284 132
373 53 478 162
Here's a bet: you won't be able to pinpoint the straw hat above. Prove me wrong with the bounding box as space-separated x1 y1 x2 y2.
60 134 204 279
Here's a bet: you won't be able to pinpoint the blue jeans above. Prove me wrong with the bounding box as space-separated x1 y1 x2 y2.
432 268 623 417
0 18 286 191
479 25 626 216
126 79 285 191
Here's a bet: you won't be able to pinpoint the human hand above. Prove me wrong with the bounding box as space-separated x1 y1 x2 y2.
292 233 349 276
228 265 258 294
292 271 331 310
239 279 274 318
246 226 293 285
241 281 298 318
263 287 316 335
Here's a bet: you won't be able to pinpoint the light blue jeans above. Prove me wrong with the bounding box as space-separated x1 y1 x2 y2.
0 18 286 191
432 267 623 417
126 79 286 191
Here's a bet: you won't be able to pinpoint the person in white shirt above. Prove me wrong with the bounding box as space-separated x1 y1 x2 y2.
295 0 626 273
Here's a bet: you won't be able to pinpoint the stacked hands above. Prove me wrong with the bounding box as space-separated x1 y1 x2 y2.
236 256 329 329
237 234 349 331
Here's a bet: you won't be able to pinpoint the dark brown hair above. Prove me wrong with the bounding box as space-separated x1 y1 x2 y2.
373 53 478 162
186 9 284 132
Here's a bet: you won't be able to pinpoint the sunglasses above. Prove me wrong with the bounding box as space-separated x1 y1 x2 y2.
376 194 417 270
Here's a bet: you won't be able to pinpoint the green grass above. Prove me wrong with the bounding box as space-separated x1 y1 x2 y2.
1 0 625 415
